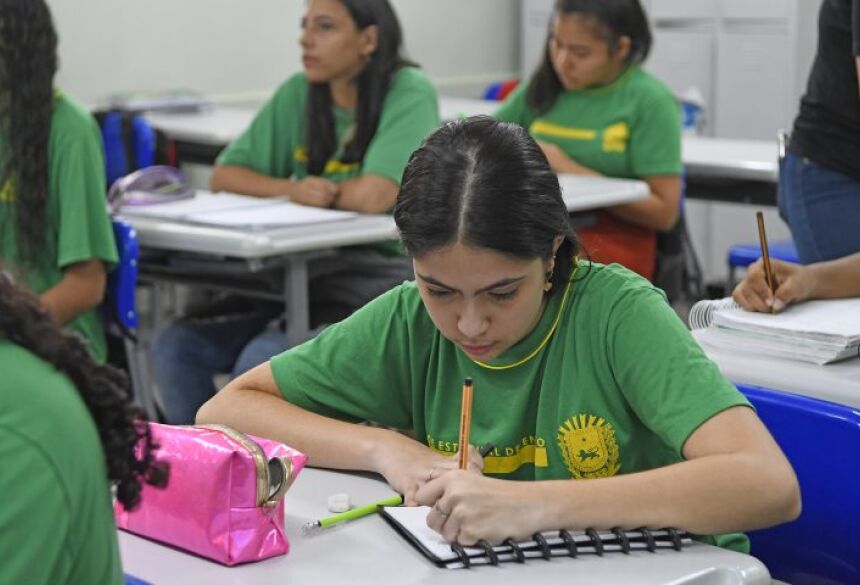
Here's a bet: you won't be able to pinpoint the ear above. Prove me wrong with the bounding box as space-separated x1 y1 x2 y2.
359 24 379 57
546 235 565 272
613 35 632 62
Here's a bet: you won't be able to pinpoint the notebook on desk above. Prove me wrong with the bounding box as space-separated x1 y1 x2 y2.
689 297 860 365
380 506 690 569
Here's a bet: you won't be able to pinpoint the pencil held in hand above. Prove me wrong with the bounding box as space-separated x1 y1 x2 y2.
457 378 474 470
756 211 777 296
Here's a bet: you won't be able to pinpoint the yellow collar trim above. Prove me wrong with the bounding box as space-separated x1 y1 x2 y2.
470 261 579 371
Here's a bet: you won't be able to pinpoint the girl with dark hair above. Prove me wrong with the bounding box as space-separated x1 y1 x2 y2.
0 0 118 362
494 0 682 281
0 271 167 583
153 0 439 424
198 117 799 553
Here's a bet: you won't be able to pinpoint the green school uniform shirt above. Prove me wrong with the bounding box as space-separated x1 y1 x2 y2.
0 91 117 363
493 66 682 179
217 67 439 256
0 339 124 585
271 262 750 552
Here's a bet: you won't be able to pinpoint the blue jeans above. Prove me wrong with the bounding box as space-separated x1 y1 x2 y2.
779 151 860 264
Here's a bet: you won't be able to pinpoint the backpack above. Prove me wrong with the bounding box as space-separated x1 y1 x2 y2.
94 110 177 187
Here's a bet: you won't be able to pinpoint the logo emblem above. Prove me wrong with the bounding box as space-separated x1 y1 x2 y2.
557 413 620 479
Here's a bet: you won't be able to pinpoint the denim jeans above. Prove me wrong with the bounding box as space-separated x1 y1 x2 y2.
779 151 860 264
151 249 412 424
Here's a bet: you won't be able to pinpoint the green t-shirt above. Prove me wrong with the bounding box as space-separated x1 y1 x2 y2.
0 92 117 362
493 66 682 179
0 339 123 584
271 262 750 552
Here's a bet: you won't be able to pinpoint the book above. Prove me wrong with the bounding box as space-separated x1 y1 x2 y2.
689 297 860 365
380 506 690 569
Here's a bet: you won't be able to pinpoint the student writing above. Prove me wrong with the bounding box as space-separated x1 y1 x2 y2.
152 0 440 424
0 271 167 584
493 0 682 281
0 0 117 362
198 117 800 551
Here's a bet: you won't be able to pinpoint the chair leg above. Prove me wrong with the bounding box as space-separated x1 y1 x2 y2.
124 336 159 421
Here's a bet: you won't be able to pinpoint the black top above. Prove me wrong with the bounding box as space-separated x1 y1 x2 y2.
790 0 860 181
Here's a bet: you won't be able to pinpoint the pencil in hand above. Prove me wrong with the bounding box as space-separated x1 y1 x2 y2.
457 378 474 470
755 211 778 310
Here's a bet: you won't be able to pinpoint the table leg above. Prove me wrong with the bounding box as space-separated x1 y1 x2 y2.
284 255 311 348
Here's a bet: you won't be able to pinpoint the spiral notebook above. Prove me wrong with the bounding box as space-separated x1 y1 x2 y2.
689 297 860 365
380 506 690 569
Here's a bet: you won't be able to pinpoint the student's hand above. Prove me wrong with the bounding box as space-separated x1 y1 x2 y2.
416 471 539 545
732 258 815 312
289 177 339 208
536 140 594 175
374 434 484 507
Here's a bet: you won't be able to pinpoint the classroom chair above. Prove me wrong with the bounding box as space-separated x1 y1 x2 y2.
726 240 799 290
105 219 159 420
737 383 860 585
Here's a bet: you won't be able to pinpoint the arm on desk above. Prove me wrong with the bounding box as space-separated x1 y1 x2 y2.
733 253 860 312
196 363 484 505
40 259 106 324
335 174 399 214
416 406 800 545
210 165 340 209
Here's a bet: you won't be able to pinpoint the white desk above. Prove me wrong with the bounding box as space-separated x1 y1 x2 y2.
682 136 778 183
692 329 860 408
145 106 255 147
119 468 771 585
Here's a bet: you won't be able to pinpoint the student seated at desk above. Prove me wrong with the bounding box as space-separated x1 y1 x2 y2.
493 0 682 281
0 272 167 584
198 118 800 551
152 0 439 424
733 252 860 313
0 0 118 363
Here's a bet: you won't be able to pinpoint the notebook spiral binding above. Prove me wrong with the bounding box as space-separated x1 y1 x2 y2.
688 298 741 330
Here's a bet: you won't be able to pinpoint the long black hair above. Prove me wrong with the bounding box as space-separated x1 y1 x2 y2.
305 0 415 175
526 0 652 115
0 0 58 268
0 271 168 510
395 116 580 295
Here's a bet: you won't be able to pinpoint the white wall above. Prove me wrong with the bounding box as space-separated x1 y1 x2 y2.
49 0 519 106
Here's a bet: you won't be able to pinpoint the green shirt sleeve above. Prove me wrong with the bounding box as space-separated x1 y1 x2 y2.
216 76 303 178
0 427 70 584
52 113 117 269
606 285 750 457
270 285 417 429
492 83 535 128
629 91 682 177
361 68 440 185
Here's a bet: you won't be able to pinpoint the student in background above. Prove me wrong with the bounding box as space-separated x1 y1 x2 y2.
780 0 860 263
198 118 799 551
0 0 117 362
733 252 860 313
493 0 681 281
0 272 167 584
152 0 439 424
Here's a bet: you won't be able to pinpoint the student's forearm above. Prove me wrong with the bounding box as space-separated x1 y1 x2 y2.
39 260 106 324
604 193 679 232
529 452 799 535
335 175 398 213
807 252 860 299
196 387 396 472
210 165 296 198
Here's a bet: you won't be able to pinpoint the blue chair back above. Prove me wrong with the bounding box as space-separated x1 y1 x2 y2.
106 219 139 330
737 384 860 584
728 240 799 269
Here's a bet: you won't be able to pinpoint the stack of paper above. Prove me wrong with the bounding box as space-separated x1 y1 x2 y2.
689 298 860 365
120 190 357 229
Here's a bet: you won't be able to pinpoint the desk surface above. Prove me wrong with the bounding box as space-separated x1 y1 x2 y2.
119 468 770 585
682 136 778 183
692 329 860 408
122 176 647 259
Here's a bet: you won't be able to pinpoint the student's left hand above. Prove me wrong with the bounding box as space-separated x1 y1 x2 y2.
536 140 593 175
415 470 540 545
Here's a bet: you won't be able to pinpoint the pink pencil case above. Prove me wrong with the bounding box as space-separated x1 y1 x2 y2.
115 423 308 565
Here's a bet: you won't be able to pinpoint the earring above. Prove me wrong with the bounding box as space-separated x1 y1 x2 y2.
543 272 553 292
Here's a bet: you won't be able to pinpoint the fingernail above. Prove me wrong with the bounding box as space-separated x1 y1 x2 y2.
765 297 772 307
773 299 785 312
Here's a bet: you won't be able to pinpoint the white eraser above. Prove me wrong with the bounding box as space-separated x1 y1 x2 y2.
327 492 352 513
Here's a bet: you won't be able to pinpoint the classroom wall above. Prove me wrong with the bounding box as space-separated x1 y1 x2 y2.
49 0 519 106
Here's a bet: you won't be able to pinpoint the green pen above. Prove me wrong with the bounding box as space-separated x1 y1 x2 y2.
301 494 403 535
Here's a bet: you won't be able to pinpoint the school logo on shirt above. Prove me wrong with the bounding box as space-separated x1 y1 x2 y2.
557 413 620 479
601 122 629 153
293 146 361 177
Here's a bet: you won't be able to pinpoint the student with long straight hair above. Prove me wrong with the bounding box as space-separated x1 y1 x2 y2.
0 271 167 584
198 118 799 552
153 0 439 424
494 0 682 281
0 0 117 362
